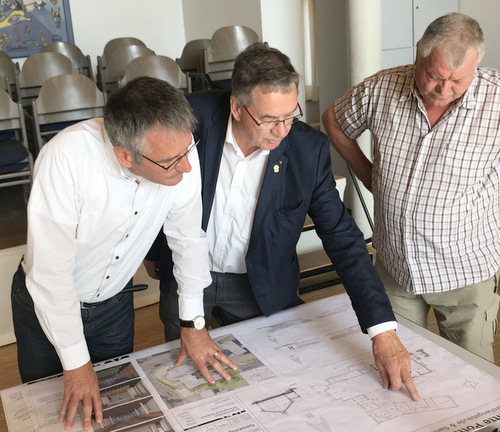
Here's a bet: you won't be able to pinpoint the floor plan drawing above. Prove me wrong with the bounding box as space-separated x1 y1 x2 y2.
2 294 500 432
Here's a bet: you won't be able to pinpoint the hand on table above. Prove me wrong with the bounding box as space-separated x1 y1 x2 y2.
372 329 421 402
177 327 238 383
60 360 102 430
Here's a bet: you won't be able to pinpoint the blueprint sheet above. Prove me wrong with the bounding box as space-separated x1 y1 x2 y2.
2 293 500 432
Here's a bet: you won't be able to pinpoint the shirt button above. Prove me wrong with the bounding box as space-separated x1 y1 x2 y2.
134 211 138 215
115 256 119 260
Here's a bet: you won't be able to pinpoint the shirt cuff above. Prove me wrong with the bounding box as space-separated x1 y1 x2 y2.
57 339 91 371
178 293 205 321
367 321 398 339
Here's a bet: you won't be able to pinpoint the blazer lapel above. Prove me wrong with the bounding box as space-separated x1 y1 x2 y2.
200 104 229 230
250 137 289 245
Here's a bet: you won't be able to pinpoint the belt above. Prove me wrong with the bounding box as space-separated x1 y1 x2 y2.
80 284 148 309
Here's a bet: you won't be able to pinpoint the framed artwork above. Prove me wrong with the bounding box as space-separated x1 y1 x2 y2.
0 0 74 58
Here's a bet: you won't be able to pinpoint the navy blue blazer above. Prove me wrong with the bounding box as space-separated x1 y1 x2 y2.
147 91 395 332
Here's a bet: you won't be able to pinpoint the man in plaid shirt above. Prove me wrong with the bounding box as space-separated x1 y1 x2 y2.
322 13 500 362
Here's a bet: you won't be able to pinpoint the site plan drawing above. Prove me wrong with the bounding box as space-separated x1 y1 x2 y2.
2 293 500 432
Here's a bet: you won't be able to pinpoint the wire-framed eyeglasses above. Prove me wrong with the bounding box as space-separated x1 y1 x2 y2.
243 102 303 130
141 139 200 172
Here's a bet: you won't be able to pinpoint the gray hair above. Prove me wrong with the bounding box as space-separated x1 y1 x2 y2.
417 13 485 69
231 42 299 106
104 77 196 162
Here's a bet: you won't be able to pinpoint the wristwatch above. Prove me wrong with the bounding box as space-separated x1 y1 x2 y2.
180 316 205 330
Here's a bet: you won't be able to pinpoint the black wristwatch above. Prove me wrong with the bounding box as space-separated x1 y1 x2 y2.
180 316 205 330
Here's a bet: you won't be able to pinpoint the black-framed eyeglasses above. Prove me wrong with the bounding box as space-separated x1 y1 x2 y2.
243 102 303 130
141 139 200 172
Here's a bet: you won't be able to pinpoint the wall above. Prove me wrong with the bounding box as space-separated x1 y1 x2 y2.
182 0 262 41
459 0 500 69
55 0 187 72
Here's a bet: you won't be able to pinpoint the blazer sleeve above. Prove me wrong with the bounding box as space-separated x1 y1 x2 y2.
308 136 395 331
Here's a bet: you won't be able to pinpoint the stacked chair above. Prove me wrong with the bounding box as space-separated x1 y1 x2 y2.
15 52 77 109
176 39 211 92
96 37 154 98
0 52 20 101
40 41 93 79
0 87 33 202
201 25 259 90
32 74 105 153
119 55 189 92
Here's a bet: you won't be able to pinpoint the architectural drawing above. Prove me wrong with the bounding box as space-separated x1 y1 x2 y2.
136 334 275 409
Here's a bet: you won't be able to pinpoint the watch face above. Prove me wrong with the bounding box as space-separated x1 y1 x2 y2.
193 315 205 330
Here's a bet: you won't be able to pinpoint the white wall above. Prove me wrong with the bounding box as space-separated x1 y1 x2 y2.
182 0 262 41
459 0 500 69
260 0 306 114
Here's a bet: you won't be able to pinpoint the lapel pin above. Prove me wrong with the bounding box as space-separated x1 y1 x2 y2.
273 164 280 173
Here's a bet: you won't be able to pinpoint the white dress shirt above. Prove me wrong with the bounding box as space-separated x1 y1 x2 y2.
24 118 211 370
206 115 268 273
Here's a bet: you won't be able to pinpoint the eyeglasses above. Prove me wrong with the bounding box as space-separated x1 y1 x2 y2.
243 102 303 130
141 139 200 172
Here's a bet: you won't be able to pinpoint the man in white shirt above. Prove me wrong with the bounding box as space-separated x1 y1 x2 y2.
145 43 420 402
11 77 217 430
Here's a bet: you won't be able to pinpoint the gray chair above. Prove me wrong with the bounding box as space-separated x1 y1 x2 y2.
15 52 77 108
202 26 259 88
40 41 93 79
0 87 33 200
119 55 189 91
32 74 104 153
98 45 155 98
176 38 211 73
0 56 20 101
98 37 147 70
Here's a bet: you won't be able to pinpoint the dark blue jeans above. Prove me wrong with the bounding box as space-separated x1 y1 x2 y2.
160 271 263 342
11 264 135 383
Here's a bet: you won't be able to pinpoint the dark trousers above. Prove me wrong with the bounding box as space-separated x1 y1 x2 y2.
160 271 263 342
11 264 135 383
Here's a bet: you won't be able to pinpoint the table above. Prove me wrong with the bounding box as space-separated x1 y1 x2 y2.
2 293 500 432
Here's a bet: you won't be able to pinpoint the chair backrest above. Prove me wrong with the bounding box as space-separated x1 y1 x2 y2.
119 55 188 90
98 37 147 69
16 52 77 107
0 87 33 188
32 74 105 152
0 51 13 63
40 41 93 79
0 56 19 100
176 38 211 72
203 26 259 82
99 45 155 96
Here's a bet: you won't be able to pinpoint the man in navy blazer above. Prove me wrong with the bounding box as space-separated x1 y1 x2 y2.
145 43 419 400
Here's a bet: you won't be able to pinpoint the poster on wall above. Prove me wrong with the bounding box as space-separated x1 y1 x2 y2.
0 0 74 58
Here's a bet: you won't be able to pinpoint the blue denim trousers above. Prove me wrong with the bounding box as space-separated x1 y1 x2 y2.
160 271 263 342
11 263 135 383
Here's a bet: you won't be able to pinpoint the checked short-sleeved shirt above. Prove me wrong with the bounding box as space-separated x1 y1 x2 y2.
334 64 500 294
